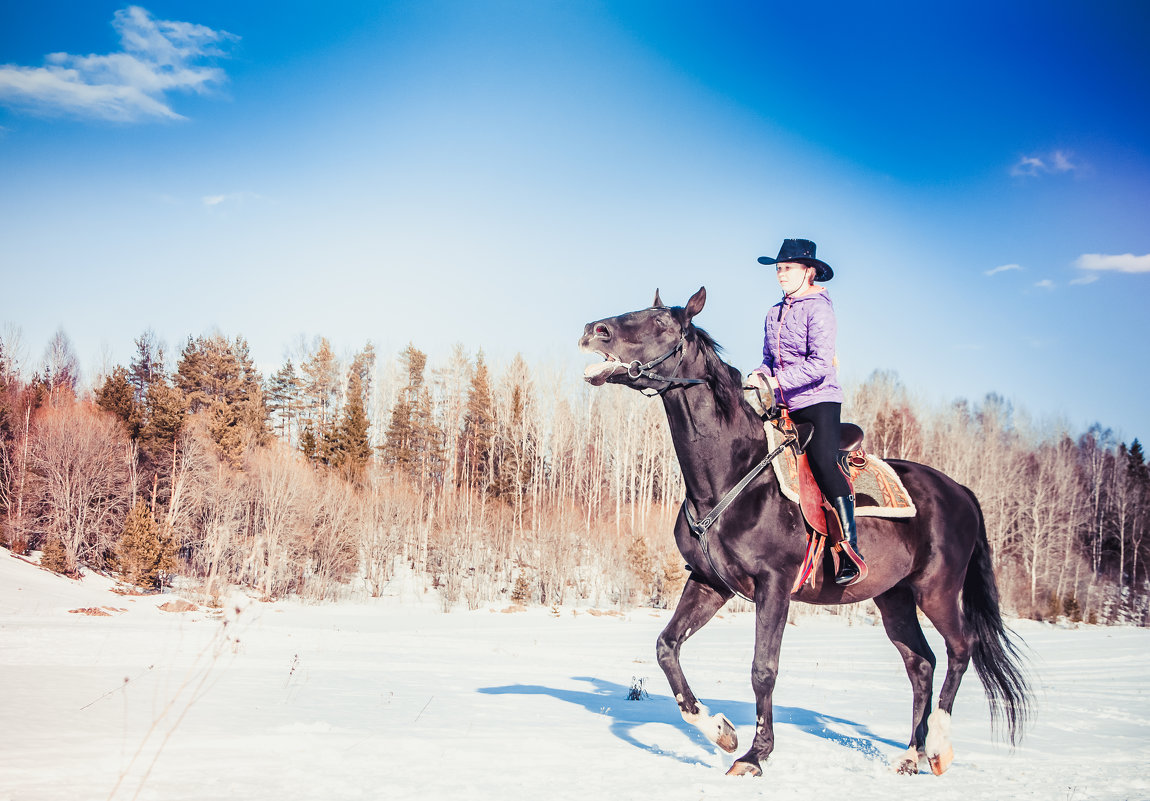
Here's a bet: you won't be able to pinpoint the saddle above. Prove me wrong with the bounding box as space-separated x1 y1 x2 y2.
776 411 862 538
774 411 868 593
742 388 916 593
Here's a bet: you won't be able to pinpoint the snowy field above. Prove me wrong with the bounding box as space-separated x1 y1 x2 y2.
2 550 1148 801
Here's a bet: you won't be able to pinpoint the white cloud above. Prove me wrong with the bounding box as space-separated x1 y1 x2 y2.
1010 157 1046 177
1051 150 1075 172
202 191 264 208
0 6 237 122
1010 149 1079 177
985 263 1023 276
1034 279 1055 290
1075 253 1150 274
1068 273 1100 286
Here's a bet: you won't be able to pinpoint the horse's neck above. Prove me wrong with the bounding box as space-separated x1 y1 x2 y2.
662 387 770 506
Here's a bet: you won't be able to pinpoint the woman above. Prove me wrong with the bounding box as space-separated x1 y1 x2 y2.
747 238 866 586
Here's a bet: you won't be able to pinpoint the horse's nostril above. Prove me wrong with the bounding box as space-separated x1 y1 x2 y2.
595 323 611 339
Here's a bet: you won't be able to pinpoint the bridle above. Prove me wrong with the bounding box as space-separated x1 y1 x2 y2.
628 328 707 397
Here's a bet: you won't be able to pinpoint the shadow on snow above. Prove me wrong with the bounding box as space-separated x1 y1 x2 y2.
478 677 902 766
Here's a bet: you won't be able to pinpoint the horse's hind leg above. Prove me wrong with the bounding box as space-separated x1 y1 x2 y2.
874 584 936 775
657 574 737 753
916 589 973 776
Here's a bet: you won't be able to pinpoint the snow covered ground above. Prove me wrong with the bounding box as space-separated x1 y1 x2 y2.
2 549 1148 801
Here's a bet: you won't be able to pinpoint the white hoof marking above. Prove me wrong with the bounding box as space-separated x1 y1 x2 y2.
925 709 954 775
893 746 923 775
681 704 733 748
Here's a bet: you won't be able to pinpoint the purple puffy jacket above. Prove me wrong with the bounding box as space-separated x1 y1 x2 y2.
754 288 844 410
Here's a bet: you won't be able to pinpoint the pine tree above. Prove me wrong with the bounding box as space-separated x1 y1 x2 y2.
232 336 270 446
658 551 688 608
129 330 166 405
382 391 414 471
139 382 187 461
267 360 302 443
300 338 340 457
96 365 141 437
349 343 376 400
331 350 373 481
300 423 318 465
332 344 376 475
176 334 235 414
1064 594 1082 622
175 334 268 463
40 535 73 575
626 535 654 604
1123 439 1149 589
115 500 176 590
383 344 431 480
1127 439 1147 480
511 574 531 605
459 350 496 493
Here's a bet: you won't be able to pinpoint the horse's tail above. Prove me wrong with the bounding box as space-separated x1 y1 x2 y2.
960 487 1032 746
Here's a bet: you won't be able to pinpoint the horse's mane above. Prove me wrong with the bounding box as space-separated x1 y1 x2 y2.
686 322 746 424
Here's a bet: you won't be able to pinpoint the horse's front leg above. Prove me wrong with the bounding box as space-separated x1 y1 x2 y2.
657 573 737 753
728 572 791 776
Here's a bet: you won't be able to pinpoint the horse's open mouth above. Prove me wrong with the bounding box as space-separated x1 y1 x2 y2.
583 353 626 386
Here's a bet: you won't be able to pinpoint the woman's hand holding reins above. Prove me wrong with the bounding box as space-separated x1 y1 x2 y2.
746 370 779 393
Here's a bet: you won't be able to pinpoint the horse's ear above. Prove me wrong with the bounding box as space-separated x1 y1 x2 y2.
684 286 706 320
653 288 664 308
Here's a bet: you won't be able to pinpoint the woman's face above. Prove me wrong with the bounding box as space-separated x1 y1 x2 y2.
775 261 815 296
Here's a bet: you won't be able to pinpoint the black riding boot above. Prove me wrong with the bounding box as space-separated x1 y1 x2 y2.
831 495 867 586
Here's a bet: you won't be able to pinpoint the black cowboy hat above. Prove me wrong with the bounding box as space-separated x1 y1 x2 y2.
757 238 833 281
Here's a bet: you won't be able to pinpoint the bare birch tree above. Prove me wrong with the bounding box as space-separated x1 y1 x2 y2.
27 403 133 570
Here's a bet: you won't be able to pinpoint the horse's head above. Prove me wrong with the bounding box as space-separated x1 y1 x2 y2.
578 286 708 390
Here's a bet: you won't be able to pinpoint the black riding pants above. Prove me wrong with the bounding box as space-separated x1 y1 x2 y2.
789 401 850 500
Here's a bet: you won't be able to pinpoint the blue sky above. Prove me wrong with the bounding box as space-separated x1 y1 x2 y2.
2 1 1148 441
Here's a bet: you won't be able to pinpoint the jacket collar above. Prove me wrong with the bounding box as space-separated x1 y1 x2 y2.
776 286 828 306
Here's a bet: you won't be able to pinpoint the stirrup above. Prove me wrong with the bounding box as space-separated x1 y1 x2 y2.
835 542 868 586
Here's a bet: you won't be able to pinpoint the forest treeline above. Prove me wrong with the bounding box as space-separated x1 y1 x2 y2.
0 327 1147 623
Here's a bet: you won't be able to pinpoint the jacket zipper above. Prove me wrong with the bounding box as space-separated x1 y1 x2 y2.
774 298 792 405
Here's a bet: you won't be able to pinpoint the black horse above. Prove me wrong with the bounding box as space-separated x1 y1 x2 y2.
579 287 1029 777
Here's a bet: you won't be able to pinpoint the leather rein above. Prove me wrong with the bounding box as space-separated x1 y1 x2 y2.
685 411 795 603
633 327 794 602
680 379 791 597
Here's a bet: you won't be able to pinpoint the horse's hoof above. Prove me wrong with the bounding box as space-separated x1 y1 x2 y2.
726 760 762 777
685 706 739 754
928 744 954 776
893 748 923 775
714 713 738 753
925 710 954 775
895 759 919 775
